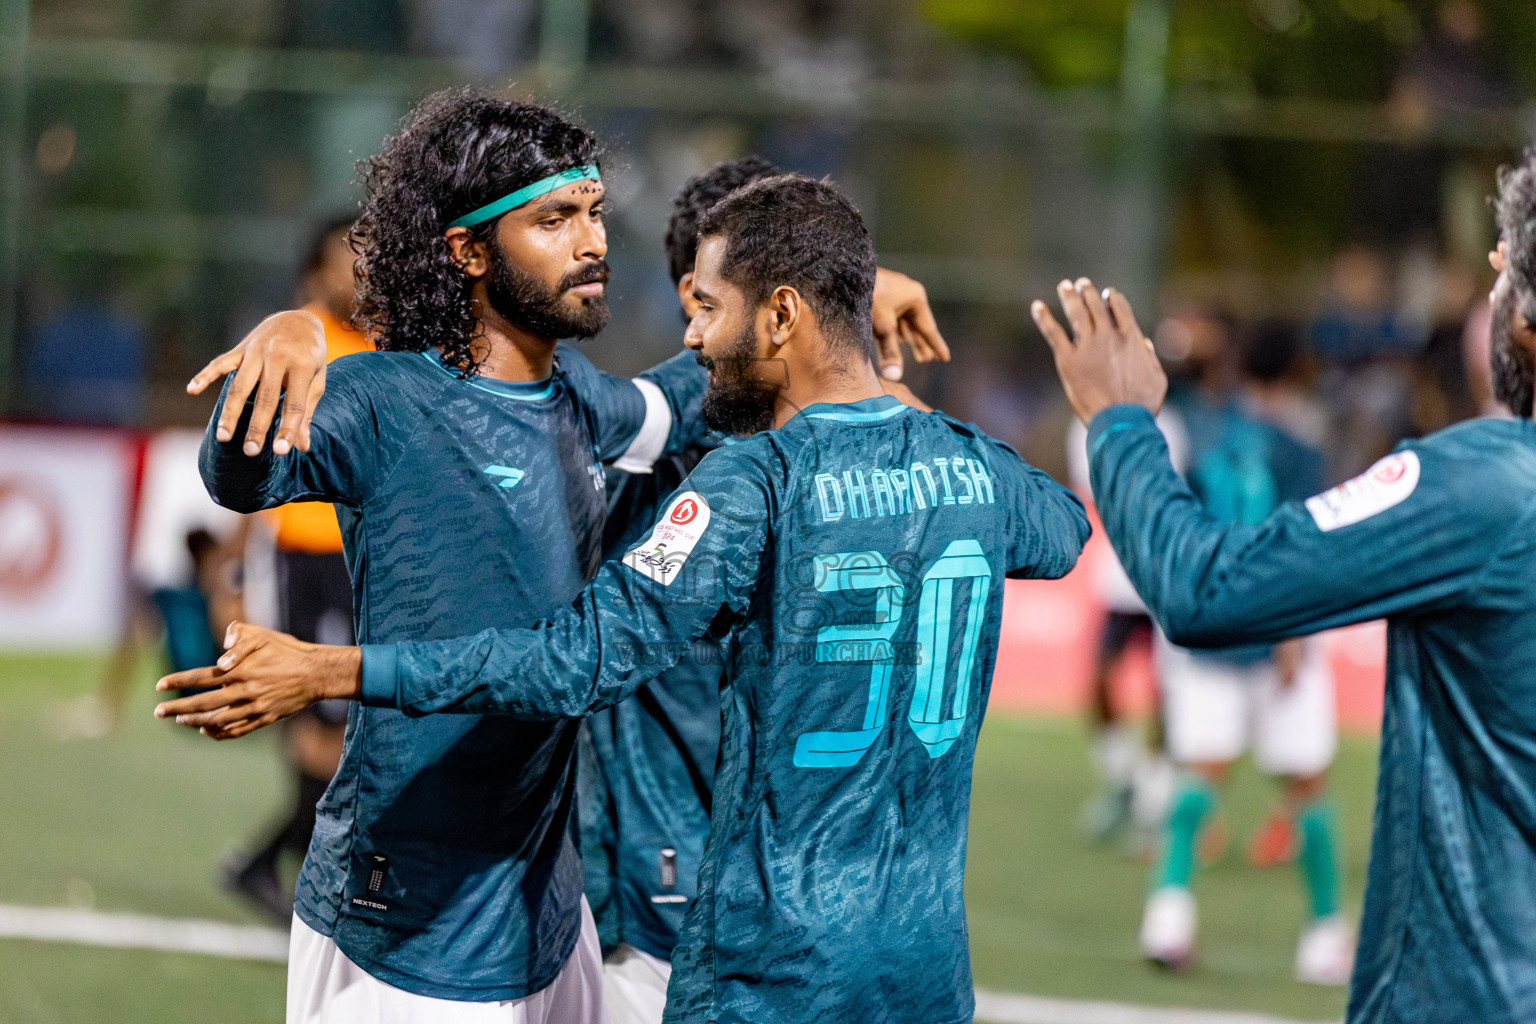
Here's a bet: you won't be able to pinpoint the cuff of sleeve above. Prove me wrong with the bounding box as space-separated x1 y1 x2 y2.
1086 405 1157 464
358 644 399 708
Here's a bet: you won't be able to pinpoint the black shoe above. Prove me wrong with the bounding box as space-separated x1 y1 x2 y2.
220 854 292 928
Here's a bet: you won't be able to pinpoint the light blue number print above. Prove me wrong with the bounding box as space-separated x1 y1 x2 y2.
792 539 989 767
791 551 906 768
908 539 990 758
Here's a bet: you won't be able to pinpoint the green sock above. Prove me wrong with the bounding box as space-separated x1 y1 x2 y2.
1155 776 1216 890
1296 799 1342 919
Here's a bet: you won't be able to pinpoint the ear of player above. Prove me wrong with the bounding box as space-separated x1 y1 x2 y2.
1032 276 1168 426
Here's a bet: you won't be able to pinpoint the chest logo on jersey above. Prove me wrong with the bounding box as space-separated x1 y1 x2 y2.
623 491 711 585
1305 450 1420 532
484 465 526 490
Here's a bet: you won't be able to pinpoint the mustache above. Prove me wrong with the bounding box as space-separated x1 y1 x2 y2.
695 354 761 373
559 261 610 292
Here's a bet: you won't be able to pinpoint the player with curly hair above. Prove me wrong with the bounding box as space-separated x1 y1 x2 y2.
184 88 712 1024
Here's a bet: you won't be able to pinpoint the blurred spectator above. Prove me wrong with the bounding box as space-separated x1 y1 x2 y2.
1139 307 1348 986
1394 0 1518 114
23 290 148 427
409 0 538 72
1309 245 1421 362
60 430 242 738
1241 319 1328 450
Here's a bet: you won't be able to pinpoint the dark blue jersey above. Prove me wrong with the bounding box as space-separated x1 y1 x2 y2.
1171 390 1326 664
201 344 704 1001
581 450 722 961
1089 406 1536 1024
357 395 1090 1023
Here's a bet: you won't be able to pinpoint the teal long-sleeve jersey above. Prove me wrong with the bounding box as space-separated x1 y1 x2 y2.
1088 404 1536 1024
359 394 1090 1024
580 449 723 961
201 344 705 1002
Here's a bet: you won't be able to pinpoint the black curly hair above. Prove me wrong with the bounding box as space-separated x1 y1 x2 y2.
1492 149 1536 416
697 173 876 361
1496 149 1536 330
664 156 781 285
350 89 602 374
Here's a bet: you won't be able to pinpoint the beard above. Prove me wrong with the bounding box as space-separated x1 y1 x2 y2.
1491 281 1535 417
699 323 779 436
484 239 609 340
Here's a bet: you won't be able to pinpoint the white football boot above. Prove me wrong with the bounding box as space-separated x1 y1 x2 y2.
1139 886 1196 970
1295 915 1354 986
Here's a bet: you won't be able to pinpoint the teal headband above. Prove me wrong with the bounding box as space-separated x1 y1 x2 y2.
447 165 601 229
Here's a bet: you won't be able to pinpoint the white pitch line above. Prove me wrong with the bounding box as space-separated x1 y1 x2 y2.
0 905 1339 1024
975 989 1339 1024
0 904 288 963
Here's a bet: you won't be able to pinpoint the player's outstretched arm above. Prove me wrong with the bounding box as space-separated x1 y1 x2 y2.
1085 406 1519 647
188 309 329 458
367 459 769 717
1034 277 1517 646
158 448 773 734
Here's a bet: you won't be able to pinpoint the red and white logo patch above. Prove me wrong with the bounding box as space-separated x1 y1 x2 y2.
624 491 712 585
670 498 698 525
1305 451 1420 532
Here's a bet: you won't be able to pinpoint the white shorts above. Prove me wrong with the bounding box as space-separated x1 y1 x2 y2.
602 944 671 1024
286 899 605 1024
1158 637 1336 777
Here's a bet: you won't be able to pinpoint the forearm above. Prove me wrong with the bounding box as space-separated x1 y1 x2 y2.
359 584 701 719
1088 406 1340 647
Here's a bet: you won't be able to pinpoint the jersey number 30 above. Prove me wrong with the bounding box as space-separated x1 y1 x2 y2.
793 539 990 768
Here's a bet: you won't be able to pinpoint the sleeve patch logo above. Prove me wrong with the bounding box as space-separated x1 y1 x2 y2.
623 491 712 585
1305 450 1420 532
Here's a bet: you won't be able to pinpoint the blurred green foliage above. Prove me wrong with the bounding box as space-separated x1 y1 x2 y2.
922 0 1536 100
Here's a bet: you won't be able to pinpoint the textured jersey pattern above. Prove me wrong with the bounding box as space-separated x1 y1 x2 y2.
582 449 721 960
201 344 703 1001
363 395 1090 1023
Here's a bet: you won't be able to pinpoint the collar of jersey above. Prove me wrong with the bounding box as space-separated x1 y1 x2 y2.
421 350 557 401
796 394 909 424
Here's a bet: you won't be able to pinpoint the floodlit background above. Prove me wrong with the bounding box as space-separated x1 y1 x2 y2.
0 0 1531 1021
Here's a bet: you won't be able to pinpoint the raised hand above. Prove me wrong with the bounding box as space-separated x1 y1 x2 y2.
872 267 950 382
153 622 361 740
187 309 329 457
1032 278 1167 425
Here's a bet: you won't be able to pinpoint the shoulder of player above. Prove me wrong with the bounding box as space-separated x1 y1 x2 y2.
324 348 445 393
1307 418 1536 536
685 435 784 510
691 433 781 482
1404 417 1536 493
315 350 449 449
553 342 601 385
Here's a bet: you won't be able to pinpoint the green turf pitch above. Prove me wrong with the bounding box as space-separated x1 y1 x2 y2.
0 654 1368 1022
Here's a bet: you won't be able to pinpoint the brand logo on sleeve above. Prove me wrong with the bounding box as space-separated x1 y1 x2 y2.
1305 451 1420 532
484 465 525 490
623 491 711 585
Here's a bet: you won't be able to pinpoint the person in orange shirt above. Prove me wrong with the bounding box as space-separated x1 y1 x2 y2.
225 216 372 923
